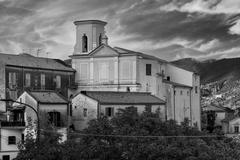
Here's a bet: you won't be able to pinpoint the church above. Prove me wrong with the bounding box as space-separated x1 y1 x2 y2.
69 20 201 130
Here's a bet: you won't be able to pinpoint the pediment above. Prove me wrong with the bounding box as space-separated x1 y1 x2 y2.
89 45 119 57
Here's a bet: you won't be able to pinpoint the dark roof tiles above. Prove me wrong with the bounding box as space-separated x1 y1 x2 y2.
0 53 74 72
28 91 68 104
79 91 165 105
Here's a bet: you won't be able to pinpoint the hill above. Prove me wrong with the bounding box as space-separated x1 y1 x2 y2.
172 58 240 84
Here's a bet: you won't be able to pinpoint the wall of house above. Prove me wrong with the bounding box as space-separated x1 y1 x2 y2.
173 87 191 124
137 58 165 99
229 118 240 133
14 92 38 126
39 104 68 126
71 94 98 131
72 53 139 93
0 63 6 112
0 128 23 160
5 66 74 101
165 64 193 86
191 74 201 129
215 112 225 126
100 104 166 121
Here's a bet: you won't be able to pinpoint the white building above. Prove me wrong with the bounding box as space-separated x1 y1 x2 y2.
0 91 69 160
71 91 166 130
70 20 201 129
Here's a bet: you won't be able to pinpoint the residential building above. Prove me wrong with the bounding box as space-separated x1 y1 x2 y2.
0 91 69 159
203 104 234 133
70 20 201 129
71 91 166 130
0 53 75 113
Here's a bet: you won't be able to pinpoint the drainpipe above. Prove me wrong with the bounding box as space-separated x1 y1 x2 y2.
173 87 176 121
190 89 192 126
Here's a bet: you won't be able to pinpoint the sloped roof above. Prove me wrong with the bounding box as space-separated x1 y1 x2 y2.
28 91 68 104
114 47 167 63
79 91 165 105
70 44 167 63
163 79 192 88
203 103 233 112
0 53 74 72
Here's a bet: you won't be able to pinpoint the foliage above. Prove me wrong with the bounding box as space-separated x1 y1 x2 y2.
15 114 63 160
16 107 240 160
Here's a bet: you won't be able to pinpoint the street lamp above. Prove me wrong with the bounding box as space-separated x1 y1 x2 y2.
0 99 40 143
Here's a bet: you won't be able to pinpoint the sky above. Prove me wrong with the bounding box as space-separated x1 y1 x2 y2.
0 0 240 61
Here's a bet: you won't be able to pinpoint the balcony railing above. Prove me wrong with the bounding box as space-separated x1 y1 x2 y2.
1 121 25 127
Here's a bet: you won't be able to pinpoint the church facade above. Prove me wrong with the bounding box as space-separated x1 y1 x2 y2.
70 20 201 129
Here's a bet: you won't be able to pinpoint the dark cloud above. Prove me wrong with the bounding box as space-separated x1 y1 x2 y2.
0 0 240 60
118 8 239 42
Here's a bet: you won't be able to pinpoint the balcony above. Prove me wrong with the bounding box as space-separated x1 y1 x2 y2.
0 121 25 128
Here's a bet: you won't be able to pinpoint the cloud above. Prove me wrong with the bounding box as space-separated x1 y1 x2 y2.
0 0 240 61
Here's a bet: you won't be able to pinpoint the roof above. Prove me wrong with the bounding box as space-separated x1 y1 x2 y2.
114 47 167 63
27 91 68 104
78 91 166 105
0 53 74 72
203 104 233 112
70 45 167 63
74 20 107 26
163 79 192 88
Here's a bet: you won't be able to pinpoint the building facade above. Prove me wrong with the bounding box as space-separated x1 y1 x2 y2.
0 91 69 160
71 91 166 131
70 20 201 129
0 53 75 113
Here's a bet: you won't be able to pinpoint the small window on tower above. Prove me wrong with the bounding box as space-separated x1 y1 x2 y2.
82 34 88 52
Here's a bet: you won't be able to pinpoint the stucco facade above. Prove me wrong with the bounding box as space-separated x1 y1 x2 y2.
71 92 166 131
70 20 201 130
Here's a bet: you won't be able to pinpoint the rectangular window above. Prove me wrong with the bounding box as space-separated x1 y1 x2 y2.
79 63 88 80
48 112 61 127
187 91 189 96
56 75 61 89
40 74 45 89
8 136 16 145
234 126 239 133
195 86 198 94
146 64 152 76
8 72 16 89
105 107 114 117
2 155 10 160
25 73 31 87
145 105 152 112
34 75 38 88
99 62 109 82
21 134 24 143
83 108 87 117
180 90 183 95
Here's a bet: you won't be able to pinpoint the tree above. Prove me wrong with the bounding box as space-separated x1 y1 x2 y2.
15 113 63 160
71 107 240 160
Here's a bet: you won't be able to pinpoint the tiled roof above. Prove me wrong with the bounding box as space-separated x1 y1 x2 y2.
79 91 165 105
0 53 74 72
203 104 233 112
163 79 192 88
28 91 68 104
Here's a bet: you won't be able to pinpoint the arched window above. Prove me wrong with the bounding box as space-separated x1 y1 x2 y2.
99 33 102 46
82 34 88 52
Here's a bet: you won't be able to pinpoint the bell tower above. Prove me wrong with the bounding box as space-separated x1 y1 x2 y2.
73 20 107 54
